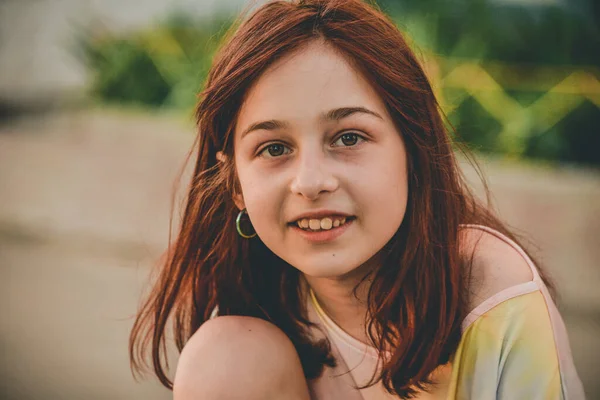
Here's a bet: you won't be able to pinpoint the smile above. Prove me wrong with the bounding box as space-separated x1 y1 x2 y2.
289 216 355 243
295 216 350 232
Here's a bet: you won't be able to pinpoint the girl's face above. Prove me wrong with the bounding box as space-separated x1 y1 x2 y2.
233 41 408 279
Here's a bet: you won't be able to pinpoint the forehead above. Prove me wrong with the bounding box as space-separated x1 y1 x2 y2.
236 41 388 132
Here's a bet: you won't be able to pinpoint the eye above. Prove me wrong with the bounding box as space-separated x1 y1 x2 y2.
258 143 291 158
332 132 365 147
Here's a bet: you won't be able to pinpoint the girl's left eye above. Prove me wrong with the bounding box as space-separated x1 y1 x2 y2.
332 132 365 147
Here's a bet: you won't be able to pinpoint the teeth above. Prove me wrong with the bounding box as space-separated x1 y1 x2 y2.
296 216 348 231
309 219 321 230
320 218 332 230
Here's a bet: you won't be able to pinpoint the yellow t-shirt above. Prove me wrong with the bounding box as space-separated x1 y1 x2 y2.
306 225 586 400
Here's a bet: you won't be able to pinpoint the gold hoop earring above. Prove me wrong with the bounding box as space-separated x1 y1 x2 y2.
236 208 257 239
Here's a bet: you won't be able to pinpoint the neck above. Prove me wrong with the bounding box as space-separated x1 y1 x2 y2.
302 259 377 346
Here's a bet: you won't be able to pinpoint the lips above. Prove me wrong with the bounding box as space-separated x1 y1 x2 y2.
290 216 354 243
288 210 353 224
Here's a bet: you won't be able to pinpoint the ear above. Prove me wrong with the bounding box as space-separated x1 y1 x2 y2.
218 151 246 211
233 191 245 211
216 151 226 163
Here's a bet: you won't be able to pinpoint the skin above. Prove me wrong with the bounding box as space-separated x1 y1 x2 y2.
174 316 311 400
232 40 409 343
173 40 536 400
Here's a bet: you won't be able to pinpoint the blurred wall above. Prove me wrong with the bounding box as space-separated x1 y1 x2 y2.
0 0 247 108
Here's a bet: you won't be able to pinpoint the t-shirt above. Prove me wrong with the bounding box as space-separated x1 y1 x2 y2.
305 225 586 400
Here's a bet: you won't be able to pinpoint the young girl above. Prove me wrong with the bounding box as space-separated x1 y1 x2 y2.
130 0 585 399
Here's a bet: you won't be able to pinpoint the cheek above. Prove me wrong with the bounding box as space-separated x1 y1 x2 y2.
236 168 283 230
358 147 409 228
386 152 409 220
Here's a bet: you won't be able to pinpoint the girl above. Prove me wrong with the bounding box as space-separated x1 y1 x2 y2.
130 0 585 399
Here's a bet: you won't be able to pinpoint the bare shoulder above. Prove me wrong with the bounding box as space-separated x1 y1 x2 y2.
459 225 535 313
174 316 307 400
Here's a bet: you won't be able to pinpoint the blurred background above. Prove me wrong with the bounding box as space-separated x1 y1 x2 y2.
0 0 598 399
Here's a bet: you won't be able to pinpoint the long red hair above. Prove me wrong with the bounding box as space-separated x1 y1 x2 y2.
130 0 556 397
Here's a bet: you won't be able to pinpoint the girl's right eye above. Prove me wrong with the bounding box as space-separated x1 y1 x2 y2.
258 143 291 158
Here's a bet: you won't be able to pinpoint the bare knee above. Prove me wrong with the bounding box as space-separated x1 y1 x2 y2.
173 316 310 400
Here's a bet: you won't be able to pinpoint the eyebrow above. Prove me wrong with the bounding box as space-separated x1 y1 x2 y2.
240 106 384 139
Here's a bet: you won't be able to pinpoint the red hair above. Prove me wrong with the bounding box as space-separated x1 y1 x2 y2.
130 0 556 397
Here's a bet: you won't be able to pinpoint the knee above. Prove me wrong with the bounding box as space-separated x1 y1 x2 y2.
173 316 309 400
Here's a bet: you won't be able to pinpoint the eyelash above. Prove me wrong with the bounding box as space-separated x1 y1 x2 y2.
257 132 367 159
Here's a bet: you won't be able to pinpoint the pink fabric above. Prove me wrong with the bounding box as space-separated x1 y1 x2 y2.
306 224 586 399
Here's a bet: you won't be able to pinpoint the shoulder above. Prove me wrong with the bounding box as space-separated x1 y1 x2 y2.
174 316 303 399
176 315 297 368
454 228 586 398
452 290 565 399
459 225 535 314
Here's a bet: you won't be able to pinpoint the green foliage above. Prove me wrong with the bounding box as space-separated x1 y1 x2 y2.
77 13 233 111
382 0 599 167
84 38 170 106
525 100 600 165
78 2 599 166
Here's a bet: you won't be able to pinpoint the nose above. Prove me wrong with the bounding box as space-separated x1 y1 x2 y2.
289 150 339 200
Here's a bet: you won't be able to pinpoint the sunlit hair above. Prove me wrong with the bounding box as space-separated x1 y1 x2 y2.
129 0 557 397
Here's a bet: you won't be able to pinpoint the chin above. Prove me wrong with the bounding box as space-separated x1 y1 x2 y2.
292 255 367 279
